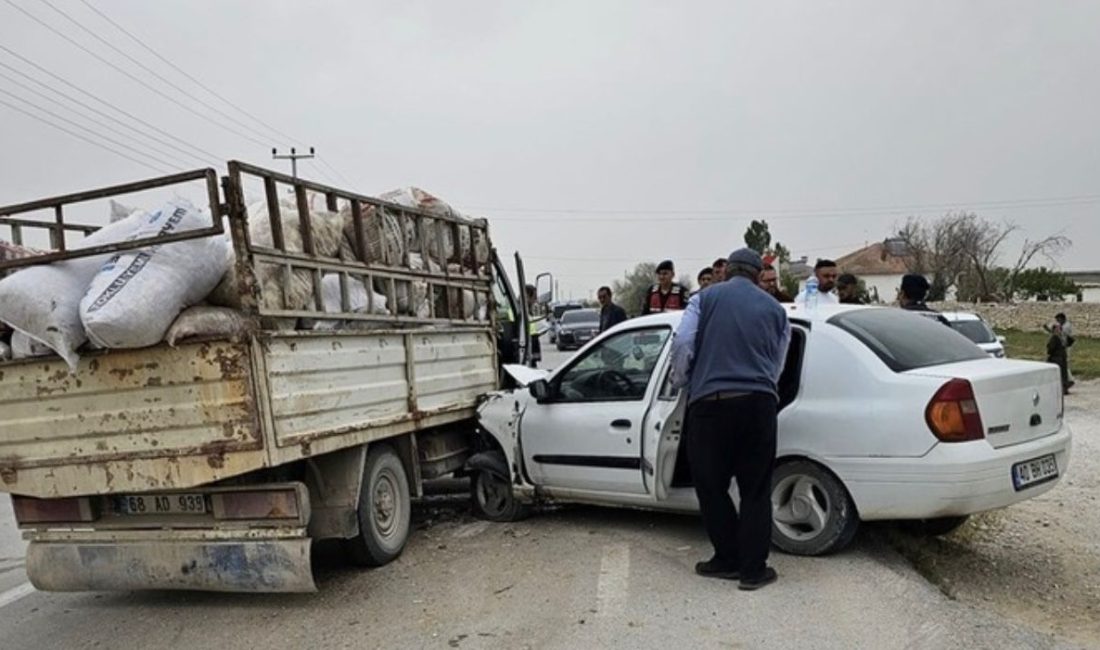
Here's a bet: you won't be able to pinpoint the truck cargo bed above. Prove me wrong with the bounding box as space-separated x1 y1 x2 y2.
0 328 496 498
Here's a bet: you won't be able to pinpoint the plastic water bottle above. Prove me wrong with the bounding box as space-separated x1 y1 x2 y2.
804 277 819 312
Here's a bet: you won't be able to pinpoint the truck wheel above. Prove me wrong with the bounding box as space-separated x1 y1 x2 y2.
471 469 529 522
770 460 859 556
345 445 411 567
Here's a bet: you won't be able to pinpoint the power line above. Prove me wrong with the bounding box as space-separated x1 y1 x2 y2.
36 0 279 146
316 156 356 188
0 44 221 163
77 0 301 145
0 96 174 174
74 0 361 185
468 195 1100 222
2 0 269 149
0 66 209 168
0 87 176 173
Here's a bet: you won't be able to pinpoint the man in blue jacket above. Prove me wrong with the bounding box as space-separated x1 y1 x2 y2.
670 248 790 591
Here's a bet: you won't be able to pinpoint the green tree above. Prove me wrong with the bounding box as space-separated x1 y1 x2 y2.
743 220 772 255
1013 267 1078 301
613 263 656 317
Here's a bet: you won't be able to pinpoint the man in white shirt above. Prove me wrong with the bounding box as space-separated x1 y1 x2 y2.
795 259 840 305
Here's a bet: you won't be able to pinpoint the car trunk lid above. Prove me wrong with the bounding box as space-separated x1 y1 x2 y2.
906 359 1062 449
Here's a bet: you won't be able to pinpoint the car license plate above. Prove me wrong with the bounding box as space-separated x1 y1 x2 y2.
115 494 207 515
1011 454 1058 491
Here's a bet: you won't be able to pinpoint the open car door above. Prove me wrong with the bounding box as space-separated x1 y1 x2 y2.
644 367 688 502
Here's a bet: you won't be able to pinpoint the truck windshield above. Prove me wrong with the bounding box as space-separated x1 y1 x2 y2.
829 308 987 372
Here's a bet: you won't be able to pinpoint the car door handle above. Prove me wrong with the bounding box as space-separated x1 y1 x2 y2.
610 419 632 429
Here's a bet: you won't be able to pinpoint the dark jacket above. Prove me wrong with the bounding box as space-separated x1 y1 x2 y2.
599 303 628 332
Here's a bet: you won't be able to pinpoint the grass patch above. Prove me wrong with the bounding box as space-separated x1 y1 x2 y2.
999 329 1100 380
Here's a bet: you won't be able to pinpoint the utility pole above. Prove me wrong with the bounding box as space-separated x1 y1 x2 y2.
272 146 315 179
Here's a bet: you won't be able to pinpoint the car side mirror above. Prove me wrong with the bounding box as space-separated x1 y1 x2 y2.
996 335 1006 345
632 346 645 361
529 379 551 403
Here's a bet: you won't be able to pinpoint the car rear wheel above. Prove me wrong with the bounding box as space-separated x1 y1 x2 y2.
771 460 859 556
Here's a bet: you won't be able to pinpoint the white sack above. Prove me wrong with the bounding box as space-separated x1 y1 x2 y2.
313 274 389 331
0 340 11 362
0 211 146 369
80 199 230 349
11 330 53 359
210 198 345 311
165 306 251 347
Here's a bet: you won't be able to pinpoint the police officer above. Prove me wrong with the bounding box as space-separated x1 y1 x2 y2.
670 248 790 591
642 260 689 314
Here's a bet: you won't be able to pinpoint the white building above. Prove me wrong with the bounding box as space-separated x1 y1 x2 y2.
1066 270 1100 303
832 242 911 304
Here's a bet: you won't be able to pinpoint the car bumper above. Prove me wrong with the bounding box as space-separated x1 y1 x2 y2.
830 423 1072 520
23 530 315 593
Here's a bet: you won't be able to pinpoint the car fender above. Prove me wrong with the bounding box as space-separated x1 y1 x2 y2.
476 390 530 485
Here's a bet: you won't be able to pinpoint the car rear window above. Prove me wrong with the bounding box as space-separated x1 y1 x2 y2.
562 309 599 324
829 308 987 372
949 319 996 344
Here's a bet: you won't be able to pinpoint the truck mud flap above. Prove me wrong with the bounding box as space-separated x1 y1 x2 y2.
26 538 316 593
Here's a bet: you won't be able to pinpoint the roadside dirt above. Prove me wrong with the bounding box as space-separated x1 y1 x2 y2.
882 380 1100 647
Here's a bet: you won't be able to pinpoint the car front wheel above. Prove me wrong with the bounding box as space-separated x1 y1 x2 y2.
771 460 859 556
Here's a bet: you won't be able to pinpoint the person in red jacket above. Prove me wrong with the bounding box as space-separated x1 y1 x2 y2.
642 260 690 314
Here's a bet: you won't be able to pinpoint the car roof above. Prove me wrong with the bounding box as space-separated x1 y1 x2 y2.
613 302 874 332
937 311 982 322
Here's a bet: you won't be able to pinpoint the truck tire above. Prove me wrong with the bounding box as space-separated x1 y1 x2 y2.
471 469 530 522
770 460 859 556
345 445 411 567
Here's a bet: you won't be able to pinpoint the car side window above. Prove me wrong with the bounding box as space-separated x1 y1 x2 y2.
555 327 671 402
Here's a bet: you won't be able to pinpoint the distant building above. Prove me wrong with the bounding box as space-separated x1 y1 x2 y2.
1065 270 1100 303
831 242 946 304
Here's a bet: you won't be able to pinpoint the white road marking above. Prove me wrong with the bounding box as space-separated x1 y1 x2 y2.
595 542 630 619
0 582 35 610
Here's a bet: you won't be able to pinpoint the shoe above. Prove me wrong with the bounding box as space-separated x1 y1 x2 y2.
694 557 740 580
738 567 778 591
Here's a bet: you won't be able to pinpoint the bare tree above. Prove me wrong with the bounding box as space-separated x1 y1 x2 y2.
895 213 971 301
895 213 1070 302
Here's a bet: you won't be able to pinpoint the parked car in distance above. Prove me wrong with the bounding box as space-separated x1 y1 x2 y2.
940 311 1006 358
555 308 600 351
547 302 585 344
471 305 1070 556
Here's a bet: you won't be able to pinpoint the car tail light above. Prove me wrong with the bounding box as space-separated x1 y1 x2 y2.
12 496 97 525
925 379 985 442
210 489 302 521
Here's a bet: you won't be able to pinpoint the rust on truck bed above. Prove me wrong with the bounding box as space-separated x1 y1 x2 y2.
0 340 265 498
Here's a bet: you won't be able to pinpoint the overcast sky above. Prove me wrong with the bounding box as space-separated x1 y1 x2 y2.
1 0 1097 299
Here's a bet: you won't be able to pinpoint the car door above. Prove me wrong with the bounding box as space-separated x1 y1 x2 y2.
520 326 673 494
650 324 810 500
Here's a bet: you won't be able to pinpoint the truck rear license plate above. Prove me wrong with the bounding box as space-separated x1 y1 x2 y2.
1012 454 1058 491
115 494 207 515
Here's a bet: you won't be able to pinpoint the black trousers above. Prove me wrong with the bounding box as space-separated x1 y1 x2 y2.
686 392 778 579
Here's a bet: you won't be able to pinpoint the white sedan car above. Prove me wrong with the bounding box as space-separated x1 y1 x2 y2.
470 304 1071 555
940 310 1007 358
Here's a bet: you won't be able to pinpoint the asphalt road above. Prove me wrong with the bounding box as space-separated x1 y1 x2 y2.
0 349 1087 649
0 491 1079 650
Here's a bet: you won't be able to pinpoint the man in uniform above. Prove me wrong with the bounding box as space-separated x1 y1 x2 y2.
670 248 790 591
642 260 690 314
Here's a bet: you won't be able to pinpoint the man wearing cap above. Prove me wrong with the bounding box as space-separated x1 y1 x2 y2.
642 259 690 315
670 248 791 591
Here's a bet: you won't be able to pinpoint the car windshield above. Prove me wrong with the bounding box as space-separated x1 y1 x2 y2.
553 305 583 320
562 309 599 325
829 308 987 372
949 319 996 344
